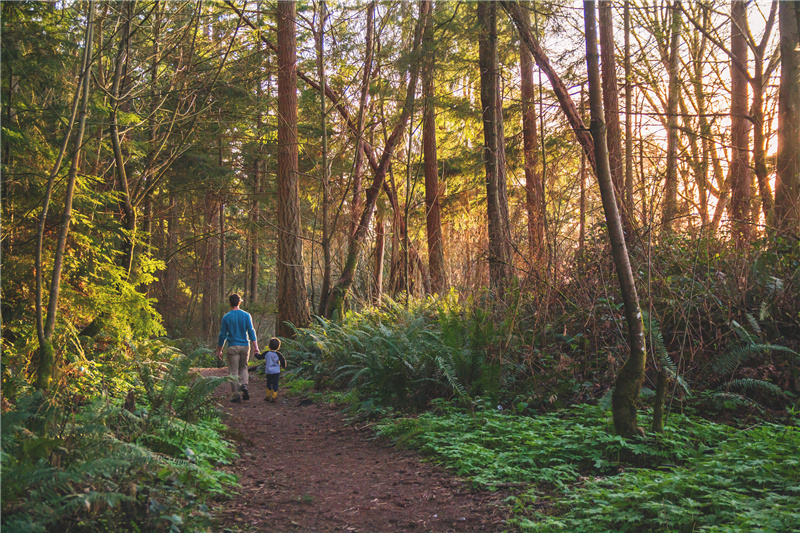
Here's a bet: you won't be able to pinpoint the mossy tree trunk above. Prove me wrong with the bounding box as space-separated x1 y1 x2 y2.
584 0 647 439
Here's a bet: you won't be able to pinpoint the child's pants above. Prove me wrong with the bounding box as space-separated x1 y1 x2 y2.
266 373 280 392
226 345 250 393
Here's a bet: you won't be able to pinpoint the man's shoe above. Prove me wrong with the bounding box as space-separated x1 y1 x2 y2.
230 395 242 403
240 386 250 401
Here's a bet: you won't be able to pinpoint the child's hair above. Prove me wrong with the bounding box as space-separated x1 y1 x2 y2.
268 337 281 351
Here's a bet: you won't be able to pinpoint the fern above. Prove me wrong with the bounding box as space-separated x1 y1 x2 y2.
722 378 788 398
713 343 799 374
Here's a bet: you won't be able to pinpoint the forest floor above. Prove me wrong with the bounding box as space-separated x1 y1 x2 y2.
202 368 511 532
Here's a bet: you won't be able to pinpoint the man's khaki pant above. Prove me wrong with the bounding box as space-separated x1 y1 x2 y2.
226 344 250 395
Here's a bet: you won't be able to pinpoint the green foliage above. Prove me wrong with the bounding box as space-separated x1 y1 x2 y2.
1 342 237 532
287 295 507 414
378 404 800 532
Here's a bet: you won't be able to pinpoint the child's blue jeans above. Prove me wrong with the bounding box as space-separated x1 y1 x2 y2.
266 373 280 392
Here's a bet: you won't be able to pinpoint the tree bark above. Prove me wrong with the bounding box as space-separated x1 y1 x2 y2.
730 0 751 245
479 1 513 293
624 0 634 216
775 1 800 236
599 0 631 238
661 1 682 237
317 0 332 316
520 3 545 267
276 0 311 335
422 0 446 294
585 0 647 439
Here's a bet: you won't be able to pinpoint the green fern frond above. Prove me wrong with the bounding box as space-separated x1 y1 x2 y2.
722 378 787 398
713 343 799 374
436 355 467 398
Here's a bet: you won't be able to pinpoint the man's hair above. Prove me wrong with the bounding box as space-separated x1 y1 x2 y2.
268 337 281 350
229 294 241 307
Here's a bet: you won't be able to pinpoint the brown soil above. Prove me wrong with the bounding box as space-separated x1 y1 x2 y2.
204 368 510 532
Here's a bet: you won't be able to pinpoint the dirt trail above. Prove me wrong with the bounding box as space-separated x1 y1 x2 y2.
204 368 509 532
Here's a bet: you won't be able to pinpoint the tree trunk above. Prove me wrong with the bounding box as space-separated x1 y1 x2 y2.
730 0 751 245
373 207 386 305
317 0 332 316
624 0 634 217
422 0 446 294
109 2 136 274
520 3 545 266
350 1 376 240
479 1 513 293
599 0 631 238
276 0 311 335
36 1 95 389
201 191 220 341
585 0 647 439
775 1 800 236
661 1 681 237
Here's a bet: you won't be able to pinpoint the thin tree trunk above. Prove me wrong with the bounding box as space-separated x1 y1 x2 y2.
599 0 631 238
661 1 681 237
479 1 513 293
276 0 311 335
775 0 800 236
579 85 587 258
585 0 647 439
36 1 95 389
110 2 136 273
373 208 385 305
520 3 545 267
422 0 446 294
317 0 332 316
350 1 376 239
201 191 220 341
730 0 751 245
624 0 634 214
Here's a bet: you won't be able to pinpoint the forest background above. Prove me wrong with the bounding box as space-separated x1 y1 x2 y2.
2 0 800 531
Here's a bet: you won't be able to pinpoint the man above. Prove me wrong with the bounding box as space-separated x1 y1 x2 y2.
216 293 259 403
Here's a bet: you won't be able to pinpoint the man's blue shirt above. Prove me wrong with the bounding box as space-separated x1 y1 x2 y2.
218 309 257 347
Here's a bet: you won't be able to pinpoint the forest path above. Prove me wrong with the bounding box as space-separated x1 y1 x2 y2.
202 368 509 532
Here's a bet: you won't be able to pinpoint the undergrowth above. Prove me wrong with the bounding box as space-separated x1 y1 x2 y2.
1 341 237 532
378 403 800 532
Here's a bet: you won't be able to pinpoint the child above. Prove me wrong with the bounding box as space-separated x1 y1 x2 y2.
262 337 286 403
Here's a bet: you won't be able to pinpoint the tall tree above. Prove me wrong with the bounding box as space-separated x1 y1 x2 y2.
584 0 647 439
276 0 311 335
775 0 800 236
316 0 332 316
730 0 751 245
519 2 545 266
661 0 682 236
325 1 430 318
34 0 95 389
478 1 513 292
599 0 631 237
422 0 446 294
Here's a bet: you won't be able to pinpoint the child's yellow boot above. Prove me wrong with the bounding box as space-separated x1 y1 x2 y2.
264 390 272 402
272 390 278 403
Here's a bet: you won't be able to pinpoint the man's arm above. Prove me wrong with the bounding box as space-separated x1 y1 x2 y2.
247 314 260 355
215 316 228 360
